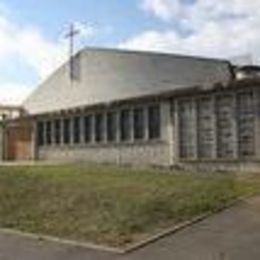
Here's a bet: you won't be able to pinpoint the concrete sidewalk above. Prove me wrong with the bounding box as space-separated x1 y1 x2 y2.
0 196 260 260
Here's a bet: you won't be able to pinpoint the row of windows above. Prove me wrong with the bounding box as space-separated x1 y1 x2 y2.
37 105 161 146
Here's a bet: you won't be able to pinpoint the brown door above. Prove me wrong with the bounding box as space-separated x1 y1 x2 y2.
6 120 33 161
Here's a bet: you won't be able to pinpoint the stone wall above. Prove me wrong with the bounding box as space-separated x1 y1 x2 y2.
34 86 260 171
174 87 258 161
172 86 260 172
36 100 173 166
177 160 260 173
38 141 170 166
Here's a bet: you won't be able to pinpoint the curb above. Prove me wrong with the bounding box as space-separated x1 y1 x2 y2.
0 195 250 255
0 228 124 254
123 196 246 253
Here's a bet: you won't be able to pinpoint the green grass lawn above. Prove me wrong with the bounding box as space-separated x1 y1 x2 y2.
0 163 259 247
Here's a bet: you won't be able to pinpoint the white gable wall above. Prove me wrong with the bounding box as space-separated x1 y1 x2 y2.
23 48 231 115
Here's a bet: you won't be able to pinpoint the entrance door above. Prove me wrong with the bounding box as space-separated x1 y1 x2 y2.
6 120 33 161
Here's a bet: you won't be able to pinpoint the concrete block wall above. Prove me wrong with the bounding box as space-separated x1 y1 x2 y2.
34 86 260 172
177 160 260 173
36 100 173 166
172 86 260 172
38 141 170 166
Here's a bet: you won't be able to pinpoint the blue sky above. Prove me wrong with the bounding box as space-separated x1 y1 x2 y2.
7 0 148 45
0 0 259 104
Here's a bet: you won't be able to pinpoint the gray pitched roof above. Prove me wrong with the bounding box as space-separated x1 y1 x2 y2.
23 47 232 114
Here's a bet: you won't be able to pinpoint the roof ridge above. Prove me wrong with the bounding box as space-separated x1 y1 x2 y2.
79 46 230 64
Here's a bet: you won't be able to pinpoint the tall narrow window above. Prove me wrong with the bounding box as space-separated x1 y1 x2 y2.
37 121 44 146
134 108 145 140
107 112 117 142
148 105 161 139
84 115 92 143
120 109 131 141
63 118 71 144
46 121 52 145
54 119 61 145
73 116 81 144
237 91 255 157
178 100 196 158
197 97 214 158
95 113 104 143
216 95 235 158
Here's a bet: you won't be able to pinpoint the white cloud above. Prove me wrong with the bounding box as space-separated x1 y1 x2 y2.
140 0 184 21
16 28 67 80
0 15 67 105
0 83 32 105
0 18 68 80
73 21 95 39
0 12 95 105
121 0 260 64
140 0 260 23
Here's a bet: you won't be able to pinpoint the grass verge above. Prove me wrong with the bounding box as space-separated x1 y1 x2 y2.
0 163 259 247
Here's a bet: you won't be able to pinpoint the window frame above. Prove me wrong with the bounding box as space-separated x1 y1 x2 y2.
107 111 118 143
133 107 145 141
84 114 92 144
120 109 131 142
148 104 161 140
37 121 45 147
94 113 104 143
45 120 52 145
54 119 61 145
72 116 81 144
63 118 71 145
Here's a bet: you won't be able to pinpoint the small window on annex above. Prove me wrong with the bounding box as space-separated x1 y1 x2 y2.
84 115 92 143
120 109 131 141
46 121 52 145
107 112 117 142
37 121 44 146
54 119 61 145
148 105 161 139
73 116 81 144
63 118 71 144
94 113 104 143
134 108 145 140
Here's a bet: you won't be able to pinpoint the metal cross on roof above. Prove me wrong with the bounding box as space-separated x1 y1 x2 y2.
65 23 80 81
65 23 80 60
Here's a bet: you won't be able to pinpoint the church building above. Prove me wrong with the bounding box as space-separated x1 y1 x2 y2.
1 47 260 171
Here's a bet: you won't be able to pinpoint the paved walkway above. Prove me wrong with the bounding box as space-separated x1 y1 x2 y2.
0 196 260 260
